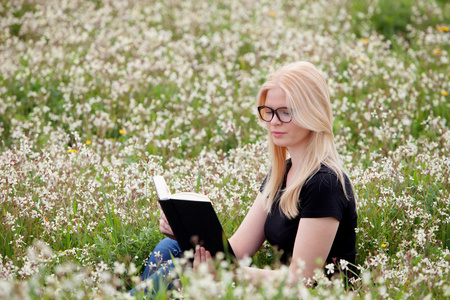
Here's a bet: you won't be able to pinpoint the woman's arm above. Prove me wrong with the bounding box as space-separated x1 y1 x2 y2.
194 191 339 284
238 217 339 284
228 192 268 260
289 217 339 280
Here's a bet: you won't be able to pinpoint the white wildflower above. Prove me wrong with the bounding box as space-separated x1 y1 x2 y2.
325 263 335 275
339 259 349 271
114 262 126 275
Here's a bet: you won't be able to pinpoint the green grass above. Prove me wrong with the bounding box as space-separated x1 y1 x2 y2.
0 0 449 298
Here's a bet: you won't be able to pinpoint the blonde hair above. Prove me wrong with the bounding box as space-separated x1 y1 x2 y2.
257 61 351 219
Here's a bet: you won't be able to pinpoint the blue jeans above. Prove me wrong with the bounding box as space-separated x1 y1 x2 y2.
129 238 182 297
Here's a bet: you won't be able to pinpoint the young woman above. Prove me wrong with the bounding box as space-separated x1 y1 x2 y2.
131 61 357 295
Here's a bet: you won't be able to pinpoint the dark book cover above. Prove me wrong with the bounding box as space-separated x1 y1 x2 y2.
153 176 235 260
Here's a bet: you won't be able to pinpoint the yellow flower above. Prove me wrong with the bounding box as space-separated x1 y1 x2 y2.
361 38 369 44
86 140 91 145
442 90 448 96
68 149 78 153
119 129 126 134
269 11 276 18
381 243 387 248
433 49 441 54
438 26 449 32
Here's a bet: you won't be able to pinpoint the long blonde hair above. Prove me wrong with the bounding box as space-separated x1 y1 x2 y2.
257 61 351 219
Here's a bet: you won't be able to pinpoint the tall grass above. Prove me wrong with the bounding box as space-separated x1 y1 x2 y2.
0 0 449 298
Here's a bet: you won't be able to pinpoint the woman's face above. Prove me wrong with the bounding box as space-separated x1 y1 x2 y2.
264 87 312 154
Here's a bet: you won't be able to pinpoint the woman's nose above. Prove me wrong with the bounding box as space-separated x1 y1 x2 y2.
270 113 282 124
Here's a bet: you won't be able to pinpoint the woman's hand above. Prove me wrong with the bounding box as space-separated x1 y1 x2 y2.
159 208 176 240
193 246 212 268
193 246 213 272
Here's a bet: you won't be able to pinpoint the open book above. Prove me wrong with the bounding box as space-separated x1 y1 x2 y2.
152 176 235 260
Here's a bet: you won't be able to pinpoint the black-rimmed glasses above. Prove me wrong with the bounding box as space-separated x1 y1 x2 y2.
257 106 293 123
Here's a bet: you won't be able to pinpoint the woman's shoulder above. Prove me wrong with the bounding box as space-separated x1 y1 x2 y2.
310 164 349 181
304 164 354 198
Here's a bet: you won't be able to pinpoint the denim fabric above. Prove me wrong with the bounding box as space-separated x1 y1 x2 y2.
129 238 182 297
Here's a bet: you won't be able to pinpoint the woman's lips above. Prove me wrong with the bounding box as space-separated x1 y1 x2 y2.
272 131 285 138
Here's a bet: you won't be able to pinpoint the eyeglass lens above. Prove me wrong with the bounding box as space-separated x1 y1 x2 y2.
259 107 292 122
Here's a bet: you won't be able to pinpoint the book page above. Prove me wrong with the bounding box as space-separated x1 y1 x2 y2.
152 176 171 200
171 192 210 202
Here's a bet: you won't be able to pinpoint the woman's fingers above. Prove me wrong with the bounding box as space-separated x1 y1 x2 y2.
159 209 176 239
205 248 211 260
193 246 213 270
193 247 216 279
200 247 211 262
160 221 175 239
160 210 168 222
193 246 200 269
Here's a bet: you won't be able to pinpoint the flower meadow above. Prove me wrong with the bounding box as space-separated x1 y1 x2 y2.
0 0 449 298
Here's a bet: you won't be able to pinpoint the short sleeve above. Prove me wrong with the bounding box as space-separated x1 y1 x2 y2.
299 171 350 221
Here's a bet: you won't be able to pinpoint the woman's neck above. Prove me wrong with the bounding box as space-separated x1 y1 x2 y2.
287 143 308 171
286 147 307 188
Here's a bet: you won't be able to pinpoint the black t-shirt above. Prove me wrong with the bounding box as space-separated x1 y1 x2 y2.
261 160 357 272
